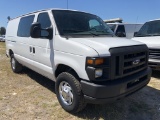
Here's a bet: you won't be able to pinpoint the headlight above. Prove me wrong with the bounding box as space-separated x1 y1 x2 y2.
86 57 110 81
95 69 103 78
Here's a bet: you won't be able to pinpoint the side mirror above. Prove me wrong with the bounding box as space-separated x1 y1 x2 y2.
45 27 53 40
30 22 53 39
116 31 126 37
134 32 138 37
30 22 41 38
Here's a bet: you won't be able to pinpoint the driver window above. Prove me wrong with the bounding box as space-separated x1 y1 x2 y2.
37 12 51 37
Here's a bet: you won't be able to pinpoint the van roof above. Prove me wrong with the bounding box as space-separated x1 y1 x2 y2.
10 8 90 21
106 23 143 25
149 19 160 22
104 18 123 23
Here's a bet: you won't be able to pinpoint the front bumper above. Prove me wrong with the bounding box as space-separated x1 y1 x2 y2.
81 67 151 104
149 59 160 70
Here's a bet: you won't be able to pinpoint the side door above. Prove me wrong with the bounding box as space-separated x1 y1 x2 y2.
15 15 35 69
31 12 54 80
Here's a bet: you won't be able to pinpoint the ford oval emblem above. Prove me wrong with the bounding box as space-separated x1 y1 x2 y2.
133 59 140 65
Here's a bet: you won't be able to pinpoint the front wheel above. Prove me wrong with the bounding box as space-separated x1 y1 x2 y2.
56 72 86 113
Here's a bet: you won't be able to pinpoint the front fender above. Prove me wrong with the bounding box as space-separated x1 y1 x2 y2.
54 50 89 80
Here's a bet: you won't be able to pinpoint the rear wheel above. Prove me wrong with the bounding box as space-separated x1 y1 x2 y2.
11 54 22 73
56 72 86 113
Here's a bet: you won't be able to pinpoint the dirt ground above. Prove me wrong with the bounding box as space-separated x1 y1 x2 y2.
0 42 160 120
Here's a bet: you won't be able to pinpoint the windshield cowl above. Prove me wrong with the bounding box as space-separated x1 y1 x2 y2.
61 33 114 39
135 33 160 37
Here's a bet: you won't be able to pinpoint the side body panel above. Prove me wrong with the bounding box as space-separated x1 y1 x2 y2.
27 11 55 80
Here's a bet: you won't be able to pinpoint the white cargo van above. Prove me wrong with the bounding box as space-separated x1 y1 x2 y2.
5 9 151 113
106 23 143 39
133 19 160 70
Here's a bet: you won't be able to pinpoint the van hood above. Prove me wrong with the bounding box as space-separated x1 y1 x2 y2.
69 37 144 56
132 36 160 48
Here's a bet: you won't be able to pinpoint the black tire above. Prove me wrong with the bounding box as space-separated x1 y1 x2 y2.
56 72 86 113
10 54 22 73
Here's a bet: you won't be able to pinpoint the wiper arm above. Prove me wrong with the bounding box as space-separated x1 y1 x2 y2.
63 29 85 33
148 34 160 36
91 30 113 36
136 33 160 37
135 34 150 37
63 30 99 36
88 31 99 36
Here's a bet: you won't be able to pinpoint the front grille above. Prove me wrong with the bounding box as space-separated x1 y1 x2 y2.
123 52 147 76
110 45 148 79
149 48 160 60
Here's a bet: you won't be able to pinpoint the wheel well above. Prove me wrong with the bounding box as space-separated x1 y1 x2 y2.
9 49 14 57
55 64 79 79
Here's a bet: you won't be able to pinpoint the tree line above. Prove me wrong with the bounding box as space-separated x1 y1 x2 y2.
0 27 6 35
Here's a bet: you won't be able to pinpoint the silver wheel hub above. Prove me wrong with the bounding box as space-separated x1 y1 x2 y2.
59 81 73 106
11 58 16 70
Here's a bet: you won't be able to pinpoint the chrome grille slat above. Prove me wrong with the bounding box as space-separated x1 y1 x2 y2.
124 61 146 70
124 56 146 62
149 49 160 60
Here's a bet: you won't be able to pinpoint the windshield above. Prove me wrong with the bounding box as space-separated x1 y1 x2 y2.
136 20 160 37
52 10 114 37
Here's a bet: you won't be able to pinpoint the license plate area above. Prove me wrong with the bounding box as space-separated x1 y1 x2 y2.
127 75 147 89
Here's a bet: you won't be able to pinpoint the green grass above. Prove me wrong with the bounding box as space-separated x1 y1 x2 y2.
0 42 5 54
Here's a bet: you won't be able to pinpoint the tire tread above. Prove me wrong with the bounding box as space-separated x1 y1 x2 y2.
56 72 86 113
11 54 22 73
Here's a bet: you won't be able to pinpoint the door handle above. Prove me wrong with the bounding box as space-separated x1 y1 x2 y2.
30 46 32 53
33 47 35 54
29 47 35 54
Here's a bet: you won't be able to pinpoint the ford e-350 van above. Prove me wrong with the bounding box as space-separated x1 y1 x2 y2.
5 9 151 113
133 19 160 70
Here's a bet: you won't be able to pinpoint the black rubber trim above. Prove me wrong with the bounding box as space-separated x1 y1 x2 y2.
81 67 151 103
109 45 149 80
149 61 160 70
84 84 146 104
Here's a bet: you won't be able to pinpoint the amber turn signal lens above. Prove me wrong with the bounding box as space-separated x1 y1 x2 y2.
87 58 104 65
87 59 94 65
95 58 104 65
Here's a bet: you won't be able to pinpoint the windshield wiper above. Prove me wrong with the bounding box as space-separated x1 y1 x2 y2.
62 29 113 37
136 33 160 37
64 30 100 36
63 29 85 33
135 34 150 37
147 34 160 36
88 31 99 36
90 30 113 36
